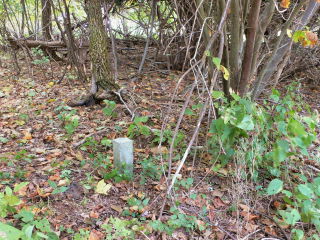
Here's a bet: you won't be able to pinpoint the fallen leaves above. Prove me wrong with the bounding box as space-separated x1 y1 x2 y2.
280 0 290 8
95 180 112 195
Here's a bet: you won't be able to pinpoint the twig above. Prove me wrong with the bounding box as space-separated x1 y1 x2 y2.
242 229 261 240
167 99 208 194
113 88 135 120
216 225 237 240
307 165 320 173
72 129 108 148
252 210 289 240
139 231 151 240
261 238 282 240
138 0 156 74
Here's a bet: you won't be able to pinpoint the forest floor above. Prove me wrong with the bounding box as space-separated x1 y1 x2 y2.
0 47 319 240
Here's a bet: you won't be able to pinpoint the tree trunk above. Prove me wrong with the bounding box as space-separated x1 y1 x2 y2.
41 0 52 40
237 0 262 96
68 0 119 107
85 0 118 91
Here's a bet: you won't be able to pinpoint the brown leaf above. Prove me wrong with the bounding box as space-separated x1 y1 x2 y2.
89 211 100 219
211 190 224 197
110 205 123 213
213 197 226 208
265 226 277 236
244 222 258 232
49 174 60 181
240 211 259 221
208 206 215 222
239 204 250 212
23 131 32 140
306 31 318 46
150 146 168 154
15 183 29 196
89 230 104 240
280 0 290 8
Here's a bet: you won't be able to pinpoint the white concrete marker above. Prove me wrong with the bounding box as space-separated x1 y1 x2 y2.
113 138 134 178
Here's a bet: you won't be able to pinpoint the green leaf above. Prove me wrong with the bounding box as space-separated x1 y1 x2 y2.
0 222 23 240
279 208 300 225
0 137 9 143
23 225 34 238
297 184 314 199
230 93 240 101
292 30 306 43
267 179 283 195
16 209 34 223
288 119 306 137
52 186 68 195
134 116 149 124
212 91 224 99
291 229 304 240
140 125 151 136
212 57 221 69
101 138 112 146
237 115 254 131
184 108 194 116
28 90 37 97
14 182 29 193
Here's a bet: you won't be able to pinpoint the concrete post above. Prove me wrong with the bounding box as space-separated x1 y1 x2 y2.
113 138 134 178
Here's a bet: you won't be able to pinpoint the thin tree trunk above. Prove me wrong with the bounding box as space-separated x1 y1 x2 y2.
252 0 319 99
250 1 275 78
61 0 86 82
229 0 241 90
237 0 262 96
138 0 156 74
41 0 52 40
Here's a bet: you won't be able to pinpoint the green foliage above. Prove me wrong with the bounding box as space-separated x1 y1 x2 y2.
31 47 50 65
48 180 69 195
208 87 317 179
267 176 320 233
55 106 79 135
175 177 194 190
102 217 142 240
103 100 117 117
14 150 34 163
0 186 59 239
127 116 150 138
0 187 21 218
153 128 185 148
139 157 161 184
150 206 203 235
266 179 283 195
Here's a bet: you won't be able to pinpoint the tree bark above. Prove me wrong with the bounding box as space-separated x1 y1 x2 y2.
85 0 118 91
67 0 119 107
41 0 52 40
237 0 262 96
252 0 319 99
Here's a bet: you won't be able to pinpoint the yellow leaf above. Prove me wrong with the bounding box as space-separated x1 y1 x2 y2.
280 0 290 8
95 180 112 195
220 65 230 80
48 82 55 87
23 131 32 140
